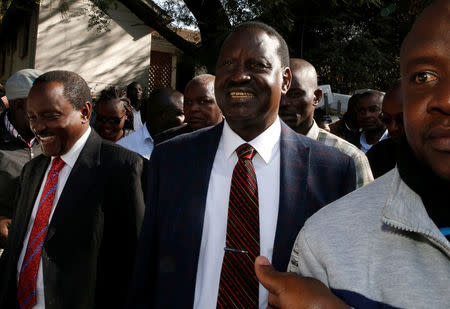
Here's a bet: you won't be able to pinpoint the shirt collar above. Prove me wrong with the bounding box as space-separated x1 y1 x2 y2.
55 126 91 169
141 122 153 142
222 117 281 164
305 120 320 140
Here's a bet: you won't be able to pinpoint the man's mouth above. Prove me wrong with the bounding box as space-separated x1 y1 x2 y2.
37 135 56 144
229 90 255 102
279 109 297 121
428 128 450 152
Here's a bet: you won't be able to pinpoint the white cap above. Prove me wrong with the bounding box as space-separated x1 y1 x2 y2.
5 69 44 100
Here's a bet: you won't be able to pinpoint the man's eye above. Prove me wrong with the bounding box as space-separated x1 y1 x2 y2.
200 99 214 105
413 72 438 84
45 114 60 119
249 62 267 70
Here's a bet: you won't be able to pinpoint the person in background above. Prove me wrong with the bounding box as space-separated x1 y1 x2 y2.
0 69 43 252
255 1 450 307
117 88 184 159
353 90 388 153
154 74 222 144
95 86 133 143
366 80 404 178
127 81 144 130
279 58 373 188
329 93 360 142
0 84 8 112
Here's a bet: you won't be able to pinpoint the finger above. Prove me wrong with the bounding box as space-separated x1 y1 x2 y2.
255 256 283 294
267 292 282 308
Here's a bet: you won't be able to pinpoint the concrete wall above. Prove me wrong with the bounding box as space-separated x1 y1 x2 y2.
34 0 152 94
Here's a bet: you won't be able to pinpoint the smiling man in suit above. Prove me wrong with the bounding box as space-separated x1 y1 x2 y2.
0 71 145 309
130 22 356 308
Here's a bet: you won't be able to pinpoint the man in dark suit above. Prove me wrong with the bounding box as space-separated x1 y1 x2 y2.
131 22 356 308
0 71 145 309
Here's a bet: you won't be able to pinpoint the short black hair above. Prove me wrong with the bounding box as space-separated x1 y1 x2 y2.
359 90 385 103
226 21 290 67
149 88 183 112
33 70 91 110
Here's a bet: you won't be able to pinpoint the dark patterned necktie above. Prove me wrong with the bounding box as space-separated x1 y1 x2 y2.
217 143 260 309
17 157 65 309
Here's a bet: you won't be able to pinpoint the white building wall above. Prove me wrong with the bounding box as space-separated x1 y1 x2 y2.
35 0 152 93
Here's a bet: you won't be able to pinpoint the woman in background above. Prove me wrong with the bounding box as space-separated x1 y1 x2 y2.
95 86 134 142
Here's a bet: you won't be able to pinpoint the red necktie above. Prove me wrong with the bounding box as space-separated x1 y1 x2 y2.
217 143 260 309
17 157 65 309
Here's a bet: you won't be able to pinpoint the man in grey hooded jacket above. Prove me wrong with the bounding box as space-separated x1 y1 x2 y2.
254 1 450 308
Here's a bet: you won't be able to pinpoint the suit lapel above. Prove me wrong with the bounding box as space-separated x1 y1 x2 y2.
272 122 310 270
14 156 50 255
46 131 101 241
179 122 223 301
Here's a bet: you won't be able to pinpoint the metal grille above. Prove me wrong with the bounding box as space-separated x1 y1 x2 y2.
149 51 172 91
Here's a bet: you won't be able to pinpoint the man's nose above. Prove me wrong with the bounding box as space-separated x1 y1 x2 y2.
31 119 46 135
429 80 450 115
190 102 201 111
229 63 251 83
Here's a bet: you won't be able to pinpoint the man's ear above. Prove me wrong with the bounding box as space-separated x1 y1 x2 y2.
80 101 92 124
281 67 292 95
313 88 323 107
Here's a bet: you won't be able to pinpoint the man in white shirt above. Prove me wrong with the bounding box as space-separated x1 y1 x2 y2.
130 22 356 308
126 81 144 131
354 90 388 153
0 71 145 309
117 88 184 159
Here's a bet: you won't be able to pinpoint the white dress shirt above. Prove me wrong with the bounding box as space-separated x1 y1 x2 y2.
132 107 143 131
193 118 281 309
116 123 154 160
17 127 91 309
360 129 389 153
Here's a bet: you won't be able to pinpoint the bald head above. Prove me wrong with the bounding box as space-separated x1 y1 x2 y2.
184 74 222 130
290 59 318 89
145 88 184 135
399 0 450 180
279 58 322 135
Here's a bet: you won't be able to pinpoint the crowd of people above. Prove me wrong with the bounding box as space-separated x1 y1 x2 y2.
0 0 448 308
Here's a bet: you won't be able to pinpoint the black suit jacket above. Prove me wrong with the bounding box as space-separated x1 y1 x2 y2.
130 121 356 308
0 130 145 309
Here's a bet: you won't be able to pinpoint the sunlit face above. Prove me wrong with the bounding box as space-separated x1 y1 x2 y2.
400 0 450 180
279 64 320 132
184 80 222 130
27 82 90 156
215 27 290 137
95 99 127 142
356 95 385 132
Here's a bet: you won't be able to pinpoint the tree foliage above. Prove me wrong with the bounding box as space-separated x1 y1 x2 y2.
119 0 428 93
1 0 430 93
